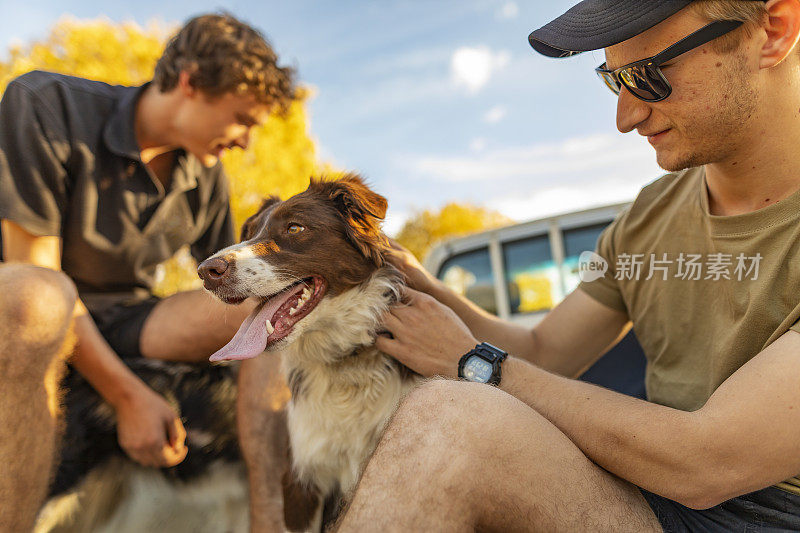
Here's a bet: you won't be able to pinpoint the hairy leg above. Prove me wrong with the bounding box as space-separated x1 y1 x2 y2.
0 264 77 532
336 379 661 533
140 289 290 532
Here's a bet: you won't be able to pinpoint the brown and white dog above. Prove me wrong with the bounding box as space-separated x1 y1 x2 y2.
198 174 421 531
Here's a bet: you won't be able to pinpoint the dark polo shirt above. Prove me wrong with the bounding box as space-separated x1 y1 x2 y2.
0 70 235 314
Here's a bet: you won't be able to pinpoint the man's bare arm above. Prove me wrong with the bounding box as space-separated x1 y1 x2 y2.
431 282 630 376
499 329 800 509
2 219 187 467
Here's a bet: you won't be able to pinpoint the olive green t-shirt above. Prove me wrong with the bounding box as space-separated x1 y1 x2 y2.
578 166 800 493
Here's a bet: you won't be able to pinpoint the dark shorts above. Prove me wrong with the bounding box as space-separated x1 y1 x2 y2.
640 486 800 532
88 297 160 359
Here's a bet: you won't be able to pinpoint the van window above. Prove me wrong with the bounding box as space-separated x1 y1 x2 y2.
503 235 558 314
437 247 497 314
562 222 611 294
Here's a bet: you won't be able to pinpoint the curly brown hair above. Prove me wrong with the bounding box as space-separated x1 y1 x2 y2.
153 13 296 114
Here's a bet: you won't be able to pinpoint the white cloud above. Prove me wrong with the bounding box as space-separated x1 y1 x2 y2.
496 2 519 20
486 176 643 222
397 132 665 223
483 105 507 124
450 46 511 94
406 133 660 184
470 138 488 152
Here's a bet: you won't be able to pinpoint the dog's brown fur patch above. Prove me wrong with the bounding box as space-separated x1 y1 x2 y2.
236 174 391 296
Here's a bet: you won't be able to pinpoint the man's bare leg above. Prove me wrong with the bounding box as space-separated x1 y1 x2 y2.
238 356 291 532
140 289 290 532
0 264 77 532
337 379 661 532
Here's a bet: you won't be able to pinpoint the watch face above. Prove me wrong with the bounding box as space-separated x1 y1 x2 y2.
463 355 493 383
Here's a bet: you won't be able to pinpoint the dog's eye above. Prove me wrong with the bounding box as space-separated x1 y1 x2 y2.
287 223 305 235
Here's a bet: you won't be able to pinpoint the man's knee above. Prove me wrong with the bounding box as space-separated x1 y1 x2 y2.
390 379 571 473
386 380 514 464
0 264 77 352
396 378 514 428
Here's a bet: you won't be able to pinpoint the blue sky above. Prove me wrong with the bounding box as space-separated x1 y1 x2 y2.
1 0 665 234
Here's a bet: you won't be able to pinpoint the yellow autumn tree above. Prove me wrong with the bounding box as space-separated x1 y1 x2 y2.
0 17 168 91
395 202 513 261
0 16 323 296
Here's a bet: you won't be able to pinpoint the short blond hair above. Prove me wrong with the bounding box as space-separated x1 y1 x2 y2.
688 0 769 53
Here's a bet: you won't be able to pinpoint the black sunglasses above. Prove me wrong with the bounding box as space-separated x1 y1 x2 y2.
595 19 744 102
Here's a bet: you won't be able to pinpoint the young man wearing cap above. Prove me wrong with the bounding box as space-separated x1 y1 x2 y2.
0 14 293 532
336 0 800 531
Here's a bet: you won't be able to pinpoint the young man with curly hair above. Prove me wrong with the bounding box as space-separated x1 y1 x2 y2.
0 13 293 532
336 0 800 531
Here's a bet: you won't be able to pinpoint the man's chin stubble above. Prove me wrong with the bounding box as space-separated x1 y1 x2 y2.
656 152 700 173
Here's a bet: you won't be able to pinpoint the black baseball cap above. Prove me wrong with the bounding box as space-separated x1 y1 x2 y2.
529 0 763 58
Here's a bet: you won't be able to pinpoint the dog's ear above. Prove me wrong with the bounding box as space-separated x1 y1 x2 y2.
325 174 389 267
239 195 281 242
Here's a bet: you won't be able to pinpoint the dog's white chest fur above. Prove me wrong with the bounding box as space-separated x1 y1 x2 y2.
279 272 420 496
285 349 418 495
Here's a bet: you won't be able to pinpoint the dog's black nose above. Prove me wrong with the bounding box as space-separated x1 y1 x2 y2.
197 257 230 289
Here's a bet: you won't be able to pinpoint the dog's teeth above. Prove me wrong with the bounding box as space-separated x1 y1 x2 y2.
287 293 310 317
265 320 275 335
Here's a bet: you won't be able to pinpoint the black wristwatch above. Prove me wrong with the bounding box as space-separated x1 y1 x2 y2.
458 342 508 386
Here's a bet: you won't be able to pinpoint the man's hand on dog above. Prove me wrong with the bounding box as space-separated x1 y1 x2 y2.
115 385 188 468
385 240 440 294
377 287 477 378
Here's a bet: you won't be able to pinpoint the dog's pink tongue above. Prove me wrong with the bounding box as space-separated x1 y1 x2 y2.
209 297 284 362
